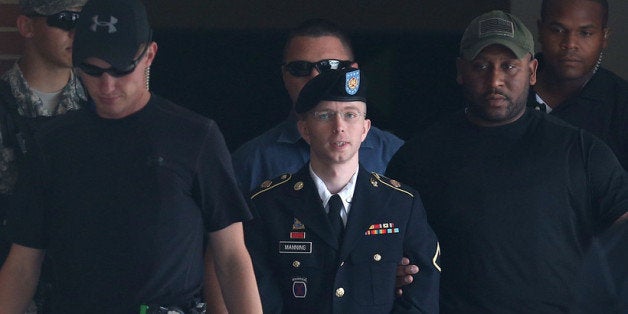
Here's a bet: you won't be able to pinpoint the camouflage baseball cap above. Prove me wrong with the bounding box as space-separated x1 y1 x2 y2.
20 0 87 16
460 10 534 61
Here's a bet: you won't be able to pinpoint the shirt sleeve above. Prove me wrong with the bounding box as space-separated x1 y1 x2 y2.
196 120 252 232
584 131 628 232
231 142 259 195
7 141 48 249
571 222 628 313
386 139 424 192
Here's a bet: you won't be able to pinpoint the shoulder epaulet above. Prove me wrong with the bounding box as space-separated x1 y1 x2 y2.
250 173 292 199
369 172 414 198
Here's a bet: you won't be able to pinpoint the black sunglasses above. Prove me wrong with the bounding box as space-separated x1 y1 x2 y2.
29 11 80 31
78 37 152 78
283 59 353 77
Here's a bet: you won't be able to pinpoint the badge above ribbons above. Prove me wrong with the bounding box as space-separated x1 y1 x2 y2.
292 218 305 230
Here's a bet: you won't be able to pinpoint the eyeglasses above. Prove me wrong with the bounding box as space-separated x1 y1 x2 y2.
283 59 353 77
78 39 151 78
311 110 366 123
29 11 80 31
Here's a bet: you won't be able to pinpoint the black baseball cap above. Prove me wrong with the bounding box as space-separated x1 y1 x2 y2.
73 0 151 69
295 68 367 114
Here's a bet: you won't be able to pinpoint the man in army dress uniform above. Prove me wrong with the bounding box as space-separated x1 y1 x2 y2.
245 67 440 313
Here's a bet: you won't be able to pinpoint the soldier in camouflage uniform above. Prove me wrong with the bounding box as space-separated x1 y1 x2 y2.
0 67 84 194
0 0 87 312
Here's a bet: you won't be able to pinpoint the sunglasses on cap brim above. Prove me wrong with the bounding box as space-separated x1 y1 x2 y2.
29 11 80 31
78 33 153 78
283 59 354 77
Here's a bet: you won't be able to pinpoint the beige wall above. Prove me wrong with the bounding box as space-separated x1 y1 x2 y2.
512 0 628 80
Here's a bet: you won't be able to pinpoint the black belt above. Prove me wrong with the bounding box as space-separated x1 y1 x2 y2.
140 301 206 314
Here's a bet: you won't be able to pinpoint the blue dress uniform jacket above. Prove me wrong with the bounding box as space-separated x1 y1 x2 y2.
245 165 440 314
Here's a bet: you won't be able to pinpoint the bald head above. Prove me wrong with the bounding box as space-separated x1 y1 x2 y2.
541 0 608 27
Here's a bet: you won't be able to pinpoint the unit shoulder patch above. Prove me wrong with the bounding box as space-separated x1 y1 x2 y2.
250 173 292 199
370 172 414 198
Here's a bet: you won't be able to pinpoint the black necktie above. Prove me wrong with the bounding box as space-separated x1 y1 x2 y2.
328 194 344 245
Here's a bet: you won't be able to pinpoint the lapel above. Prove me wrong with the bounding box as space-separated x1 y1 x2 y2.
286 166 340 250
339 168 393 259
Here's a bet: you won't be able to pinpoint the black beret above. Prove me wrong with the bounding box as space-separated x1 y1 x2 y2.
295 68 366 114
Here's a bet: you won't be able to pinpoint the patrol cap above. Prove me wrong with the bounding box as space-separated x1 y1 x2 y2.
460 10 534 61
20 0 87 15
73 0 151 70
295 68 366 114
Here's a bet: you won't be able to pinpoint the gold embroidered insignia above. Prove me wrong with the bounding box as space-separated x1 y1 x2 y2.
370 178 378 187
250 173 292 199
370 172 414 198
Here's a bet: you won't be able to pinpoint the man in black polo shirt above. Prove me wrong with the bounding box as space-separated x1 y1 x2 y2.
388 10 628 313
529 0 628 169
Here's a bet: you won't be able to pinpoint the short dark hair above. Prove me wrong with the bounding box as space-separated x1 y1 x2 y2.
541 0 609 27
283 18 355 62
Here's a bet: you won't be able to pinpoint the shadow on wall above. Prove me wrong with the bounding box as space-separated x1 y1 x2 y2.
150 29 465 151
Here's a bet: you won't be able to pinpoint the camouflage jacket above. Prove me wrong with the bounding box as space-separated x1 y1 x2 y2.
0 62 85 195
1 62 85 117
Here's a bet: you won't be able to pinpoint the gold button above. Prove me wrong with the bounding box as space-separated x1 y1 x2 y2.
294 181 304 190
292 260 301 268
335 288 345 298
373 254 382 262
